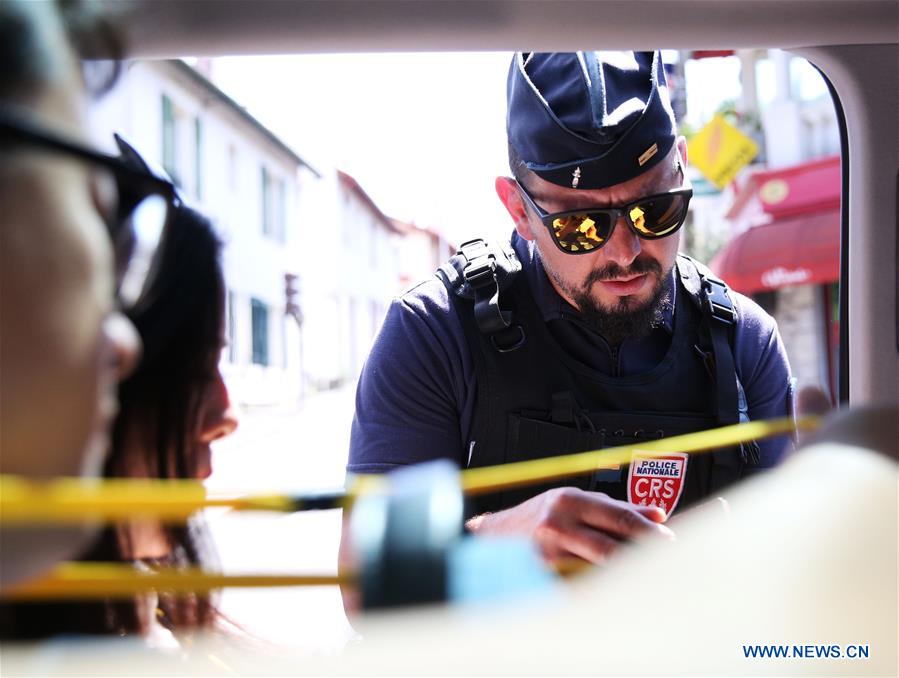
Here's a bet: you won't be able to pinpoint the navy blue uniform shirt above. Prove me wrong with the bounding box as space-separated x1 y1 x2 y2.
349 233 793 474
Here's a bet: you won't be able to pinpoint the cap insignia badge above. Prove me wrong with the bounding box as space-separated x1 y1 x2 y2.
638 143 659 167
571 167 581 189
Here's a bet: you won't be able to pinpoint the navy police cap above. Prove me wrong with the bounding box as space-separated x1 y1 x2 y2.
507 51 676 190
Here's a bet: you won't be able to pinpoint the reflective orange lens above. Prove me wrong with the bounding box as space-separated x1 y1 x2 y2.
627 194 686 237
552 214 612 252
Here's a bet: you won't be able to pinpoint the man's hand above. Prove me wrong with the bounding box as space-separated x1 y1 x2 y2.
466 487 674 566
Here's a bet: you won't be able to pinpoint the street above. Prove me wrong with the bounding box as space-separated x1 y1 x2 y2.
203 385 357 651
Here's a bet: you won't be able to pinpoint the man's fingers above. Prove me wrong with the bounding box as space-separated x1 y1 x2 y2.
485 487 676 570
634 505 668 523
556 524 623 564
534 517 621 566
569 491 675 540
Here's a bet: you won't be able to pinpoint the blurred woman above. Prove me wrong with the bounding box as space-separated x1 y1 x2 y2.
98 188 239 639
1 141 239 641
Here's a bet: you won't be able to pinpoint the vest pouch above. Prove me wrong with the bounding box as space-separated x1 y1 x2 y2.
494 412 607 511
582 411 730 512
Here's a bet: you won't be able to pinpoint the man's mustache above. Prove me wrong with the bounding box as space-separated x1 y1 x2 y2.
584 256 662 286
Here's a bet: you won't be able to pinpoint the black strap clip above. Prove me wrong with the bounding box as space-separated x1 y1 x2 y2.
456 240 515 338
702 278 736 325
438 238 525 350
463 256 497 291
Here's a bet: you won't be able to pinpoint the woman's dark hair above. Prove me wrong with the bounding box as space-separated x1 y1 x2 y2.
117 204 227 485
106 204 226 632
0 206 227 638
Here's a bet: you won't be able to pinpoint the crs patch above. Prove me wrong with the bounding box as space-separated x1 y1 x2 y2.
627 453 688 517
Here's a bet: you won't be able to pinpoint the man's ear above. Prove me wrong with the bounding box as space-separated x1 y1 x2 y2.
676 135 688 169
495 176 535 241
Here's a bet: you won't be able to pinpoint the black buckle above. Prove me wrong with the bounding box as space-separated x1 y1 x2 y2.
464 258 496 290
702 279 735 325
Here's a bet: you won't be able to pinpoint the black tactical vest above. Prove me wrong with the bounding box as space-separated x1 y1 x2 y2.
437 239 759 518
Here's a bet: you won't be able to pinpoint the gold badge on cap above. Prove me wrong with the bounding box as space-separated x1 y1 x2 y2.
638 142 659 167
571 167 581 188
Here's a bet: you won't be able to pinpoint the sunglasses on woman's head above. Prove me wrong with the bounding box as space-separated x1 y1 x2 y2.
0 106 177 310
515 178 693 255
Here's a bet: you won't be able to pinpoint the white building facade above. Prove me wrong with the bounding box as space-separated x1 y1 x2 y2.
90 60 416 406
392 218 455 292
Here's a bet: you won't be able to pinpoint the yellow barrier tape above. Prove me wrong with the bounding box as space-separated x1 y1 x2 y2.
0 476 304 523
0 416 816 523
0 562 349 600
0 417 817 601
460 415 818 495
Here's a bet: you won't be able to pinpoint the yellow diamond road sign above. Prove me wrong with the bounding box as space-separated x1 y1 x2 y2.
687 114 759 189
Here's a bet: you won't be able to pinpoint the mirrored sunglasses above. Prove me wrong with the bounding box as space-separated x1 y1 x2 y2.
516 180 693 255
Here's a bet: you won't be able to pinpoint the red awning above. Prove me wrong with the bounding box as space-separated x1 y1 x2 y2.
726 155 840 222
709 210 840 294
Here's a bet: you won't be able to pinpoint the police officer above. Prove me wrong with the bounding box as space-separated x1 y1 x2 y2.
348 51 792 566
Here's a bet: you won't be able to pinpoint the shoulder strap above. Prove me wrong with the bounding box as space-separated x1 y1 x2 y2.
677 254 738 422
437 239 525 350
677 254 760 468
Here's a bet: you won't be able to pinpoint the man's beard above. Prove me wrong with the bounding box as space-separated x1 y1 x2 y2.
547 255 673 345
